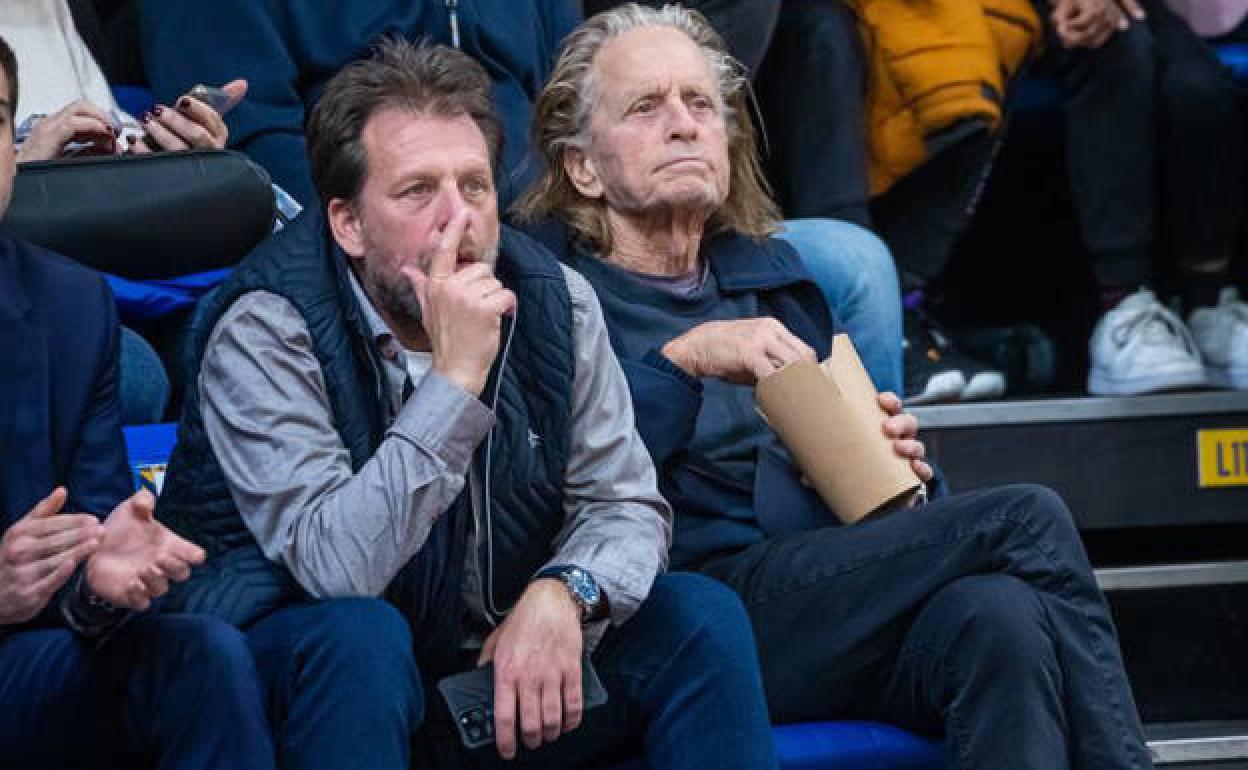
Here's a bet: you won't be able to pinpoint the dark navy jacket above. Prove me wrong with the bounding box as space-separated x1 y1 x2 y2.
553 227 847 569
139 0 581 207
0 233 131 629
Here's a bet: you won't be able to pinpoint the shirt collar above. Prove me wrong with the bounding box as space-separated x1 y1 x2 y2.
345 265 405 365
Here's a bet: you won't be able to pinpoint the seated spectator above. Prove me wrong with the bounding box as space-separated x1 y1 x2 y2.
154 39 778 770
3 1 252 421
0 35 277 770
1036 0 1248 394
519 5 1153 766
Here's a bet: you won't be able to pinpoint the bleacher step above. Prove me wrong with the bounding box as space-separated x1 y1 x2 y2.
912 391 1248 531
912 391 1248 430
1148 722 1248 765
1096 561 1248 591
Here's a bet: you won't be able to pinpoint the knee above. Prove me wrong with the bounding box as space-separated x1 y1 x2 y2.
643 573 758 663
1160 63 1236 121
299 597 412 653
295 600 423 722
119 327 171 424
292 599 417 684
996 483 1080 542
925 575 1057 680
141 614 257 683
782 219 899 303
1088 23 1156 84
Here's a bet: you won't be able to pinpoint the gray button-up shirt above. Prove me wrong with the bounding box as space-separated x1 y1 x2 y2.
198 263 671 632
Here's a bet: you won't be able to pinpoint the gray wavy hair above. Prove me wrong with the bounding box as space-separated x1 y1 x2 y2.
514 3 780 255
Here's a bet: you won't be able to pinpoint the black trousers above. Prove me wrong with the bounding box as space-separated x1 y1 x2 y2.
700 484 1152 770
756 0 1244 295
1040 0 1245 290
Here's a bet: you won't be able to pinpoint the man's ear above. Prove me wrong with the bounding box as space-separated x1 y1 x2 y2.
564 146 604 200
327 198 366 258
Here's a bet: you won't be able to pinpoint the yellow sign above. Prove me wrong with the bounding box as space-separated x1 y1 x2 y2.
1198 429 1248 488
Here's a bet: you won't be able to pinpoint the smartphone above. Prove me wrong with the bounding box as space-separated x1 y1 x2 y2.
186 84 238 116
437 655 608 749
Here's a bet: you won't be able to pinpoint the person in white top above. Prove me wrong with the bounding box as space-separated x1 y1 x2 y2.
2 0 244 162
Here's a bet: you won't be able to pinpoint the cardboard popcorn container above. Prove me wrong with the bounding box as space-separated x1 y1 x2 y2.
757 334 922 523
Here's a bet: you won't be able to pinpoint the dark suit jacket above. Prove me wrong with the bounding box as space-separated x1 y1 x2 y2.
0 231 131 629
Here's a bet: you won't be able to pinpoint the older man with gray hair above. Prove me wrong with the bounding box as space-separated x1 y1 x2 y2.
519 5 1154 768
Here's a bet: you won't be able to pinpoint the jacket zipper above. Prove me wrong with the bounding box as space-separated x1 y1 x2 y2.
445 0 461 48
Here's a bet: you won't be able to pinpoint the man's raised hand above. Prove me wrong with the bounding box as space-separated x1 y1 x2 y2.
85 489 205 610
404 210 515 396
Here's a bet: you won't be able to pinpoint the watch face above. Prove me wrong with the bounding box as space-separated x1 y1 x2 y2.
567 567 601 607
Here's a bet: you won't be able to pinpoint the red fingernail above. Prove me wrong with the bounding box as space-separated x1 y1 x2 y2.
153 106 165 116
177 97 191 110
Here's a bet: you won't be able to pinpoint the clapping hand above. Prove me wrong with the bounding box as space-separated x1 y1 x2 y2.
85 489 205 610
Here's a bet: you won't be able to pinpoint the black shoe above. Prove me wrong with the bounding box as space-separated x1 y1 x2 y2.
904 311 1006 404
947 324 1057 396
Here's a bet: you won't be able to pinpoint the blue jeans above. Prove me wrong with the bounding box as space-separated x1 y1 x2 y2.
119 326 171 425
248 578 775 770
777 219 903 395
433 572 777 770
0 613 275 770
702 484 1151 770
245 599 423 770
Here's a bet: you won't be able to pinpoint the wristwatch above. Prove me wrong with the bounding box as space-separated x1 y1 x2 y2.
535 565 604 623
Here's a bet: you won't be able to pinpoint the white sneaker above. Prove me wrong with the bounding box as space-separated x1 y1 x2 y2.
1188 287 1248 389
1088 288 1208 395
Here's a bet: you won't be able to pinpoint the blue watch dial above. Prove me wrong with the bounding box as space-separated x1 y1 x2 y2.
538 565 602 620
565 567 600 607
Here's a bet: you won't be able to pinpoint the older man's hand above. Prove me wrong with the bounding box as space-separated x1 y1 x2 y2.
878 392 933 483
478 578 585 760
661 318 817 385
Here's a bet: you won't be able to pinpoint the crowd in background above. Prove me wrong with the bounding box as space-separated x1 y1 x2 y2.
10 0 1248 411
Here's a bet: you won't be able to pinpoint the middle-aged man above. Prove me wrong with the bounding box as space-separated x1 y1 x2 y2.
154 38 777 770
519 5 1154 769
0 33 277 770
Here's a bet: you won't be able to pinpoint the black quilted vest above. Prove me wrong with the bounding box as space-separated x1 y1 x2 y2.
156 209 574 637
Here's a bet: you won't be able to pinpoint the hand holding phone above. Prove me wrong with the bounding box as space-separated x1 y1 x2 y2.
130 80 247 154
438 654 608 750
186 82 245 117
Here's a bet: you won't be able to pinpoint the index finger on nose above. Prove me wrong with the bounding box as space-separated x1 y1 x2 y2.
429 210 471 280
